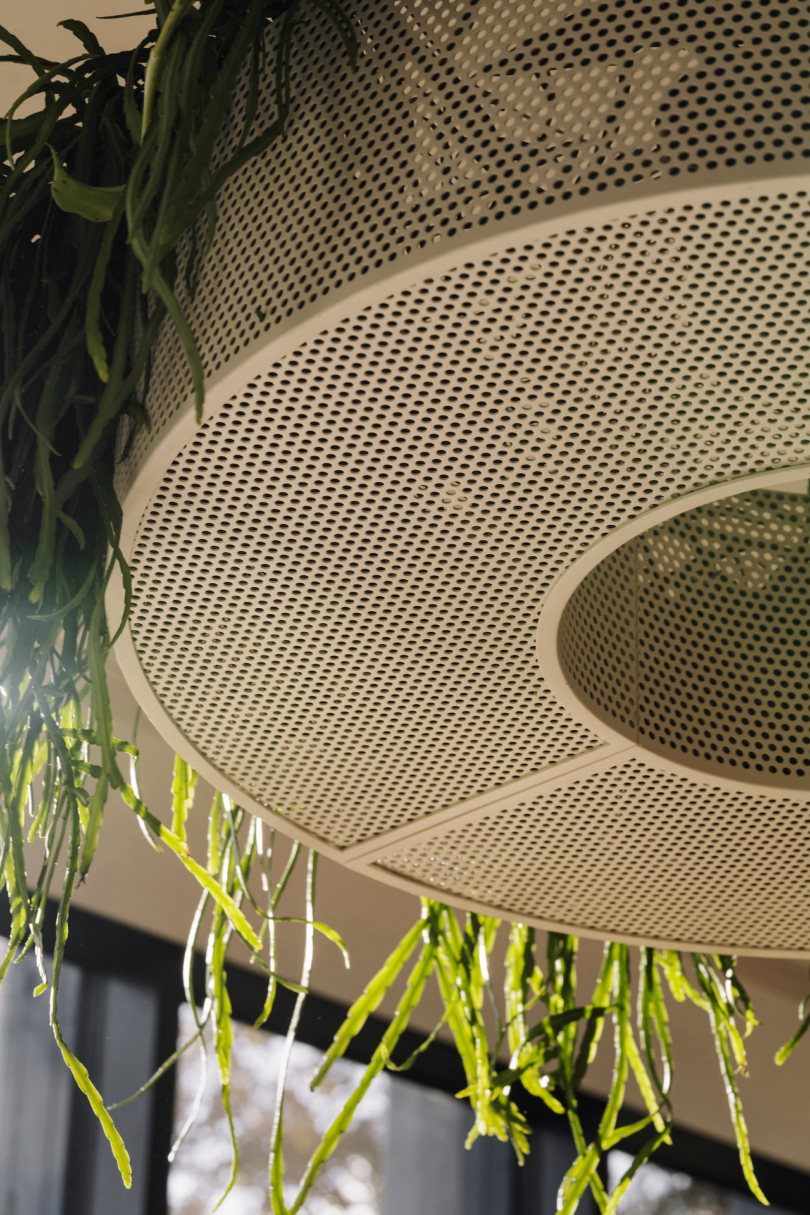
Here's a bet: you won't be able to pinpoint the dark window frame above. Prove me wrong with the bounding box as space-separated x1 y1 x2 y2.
2 897 808 1215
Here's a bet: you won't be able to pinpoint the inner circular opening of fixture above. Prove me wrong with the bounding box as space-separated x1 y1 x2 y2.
557 482 810 792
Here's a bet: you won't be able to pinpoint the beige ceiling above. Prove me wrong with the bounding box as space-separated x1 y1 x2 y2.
1 0 152 115
1 0 809 1175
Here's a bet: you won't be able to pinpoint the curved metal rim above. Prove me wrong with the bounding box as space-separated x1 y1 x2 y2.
535 463 810 799
113 168 809 554
362 859 810 960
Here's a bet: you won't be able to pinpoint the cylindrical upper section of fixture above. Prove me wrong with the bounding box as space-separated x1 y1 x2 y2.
116 0 810 499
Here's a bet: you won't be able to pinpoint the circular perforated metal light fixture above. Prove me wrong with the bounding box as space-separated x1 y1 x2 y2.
112 0 810 956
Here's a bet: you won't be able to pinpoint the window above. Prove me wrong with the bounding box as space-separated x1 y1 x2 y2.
0 907 808 1215
0 936 159 1215
169 1006 389 1215
168 1005 516 1215
607 1152 799 1215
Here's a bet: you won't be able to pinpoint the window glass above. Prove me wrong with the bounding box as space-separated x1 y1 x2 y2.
168 1004 515 1215
0 936 159 1215
169 1003 388 1215
608 1150 796 1215
0 938 81 1215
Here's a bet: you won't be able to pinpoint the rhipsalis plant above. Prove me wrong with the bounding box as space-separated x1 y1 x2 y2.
0 3 808 1211
268 910 768 1215
0 0 356 1197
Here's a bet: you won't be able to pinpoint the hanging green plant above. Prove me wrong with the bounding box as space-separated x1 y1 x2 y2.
0 0 357 1196
1 3 808 1212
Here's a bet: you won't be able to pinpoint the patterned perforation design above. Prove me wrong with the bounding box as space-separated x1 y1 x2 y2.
127 189 810 850
559 489 810 789
558 537 639 731
129 392 603 848
375 756 810 952
116 0 810 501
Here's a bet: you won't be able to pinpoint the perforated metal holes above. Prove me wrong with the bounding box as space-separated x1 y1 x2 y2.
128 387 604 848
558 489 810 791
116 0 810 500
375 757 810 953
126 188 810 853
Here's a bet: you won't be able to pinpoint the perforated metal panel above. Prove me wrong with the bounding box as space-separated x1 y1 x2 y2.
374 757 810 953
116 0 810 497
558 488 810 790
112 0 810 954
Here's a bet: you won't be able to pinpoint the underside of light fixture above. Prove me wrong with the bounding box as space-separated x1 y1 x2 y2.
547 483 810 793
111 0 810 956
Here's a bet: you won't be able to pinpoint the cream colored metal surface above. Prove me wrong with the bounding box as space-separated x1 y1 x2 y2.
373 755 810 954
555 488 810 792
112 0 810 954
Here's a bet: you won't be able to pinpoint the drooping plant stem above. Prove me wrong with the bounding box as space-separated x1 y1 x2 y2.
266 907 772 1215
